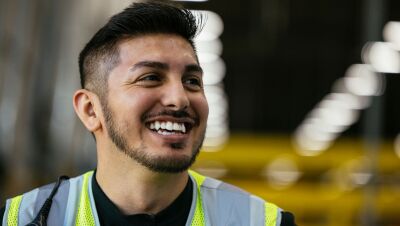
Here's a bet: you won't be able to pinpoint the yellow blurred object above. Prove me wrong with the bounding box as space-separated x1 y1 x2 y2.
194 134 400 226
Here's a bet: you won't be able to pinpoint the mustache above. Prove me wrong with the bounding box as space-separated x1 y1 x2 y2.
142 109 199 125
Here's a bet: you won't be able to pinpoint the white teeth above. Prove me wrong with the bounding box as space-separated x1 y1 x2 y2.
149 121 187 133
158 130 173 135
173 123 180 131
166 122 173 130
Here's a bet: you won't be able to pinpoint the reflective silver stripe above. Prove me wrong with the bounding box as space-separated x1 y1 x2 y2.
276 208 283 226
201 177 251 226
201 177 221 189
198 175 280 226
17 188 39 225
2 199 11 226
199 187 215 226
63 175 84 226
34 184 52 213
198 177 220 226
46 179 70 226
250 195 265 226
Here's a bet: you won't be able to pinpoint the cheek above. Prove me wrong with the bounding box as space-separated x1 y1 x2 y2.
192 96 209 120
112 91 160 121
132 92 159 111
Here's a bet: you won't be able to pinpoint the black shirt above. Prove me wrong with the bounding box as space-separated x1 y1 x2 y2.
92 172 192 226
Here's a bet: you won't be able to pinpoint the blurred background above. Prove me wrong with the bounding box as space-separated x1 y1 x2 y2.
1 0 400 225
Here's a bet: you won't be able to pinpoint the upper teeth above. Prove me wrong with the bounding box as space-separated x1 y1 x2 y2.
149 121 186 133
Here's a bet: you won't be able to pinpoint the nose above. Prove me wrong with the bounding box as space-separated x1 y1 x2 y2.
161 80 190 110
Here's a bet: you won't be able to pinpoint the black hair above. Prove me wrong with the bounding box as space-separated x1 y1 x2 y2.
78 0 203 96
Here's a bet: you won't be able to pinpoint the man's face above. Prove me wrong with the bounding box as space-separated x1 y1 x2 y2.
101 34 208 173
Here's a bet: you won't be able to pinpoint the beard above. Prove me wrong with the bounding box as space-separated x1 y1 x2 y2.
101 99 205 173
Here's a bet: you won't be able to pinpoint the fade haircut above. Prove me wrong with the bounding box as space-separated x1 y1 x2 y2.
78 0 203 98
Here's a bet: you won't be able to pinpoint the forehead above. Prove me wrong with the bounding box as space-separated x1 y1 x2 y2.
117 34 197 65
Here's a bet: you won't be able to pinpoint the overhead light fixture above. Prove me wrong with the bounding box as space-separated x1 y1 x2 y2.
344 64 385 96
362 42 400 73
383 21 400 50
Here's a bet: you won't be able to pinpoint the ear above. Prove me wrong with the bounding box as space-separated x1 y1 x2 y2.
73 89 102 132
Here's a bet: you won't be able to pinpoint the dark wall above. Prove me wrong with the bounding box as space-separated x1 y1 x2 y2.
186 0 400 137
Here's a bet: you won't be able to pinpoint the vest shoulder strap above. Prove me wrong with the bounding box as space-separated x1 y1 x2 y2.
189 170 282 226
2 171 97 226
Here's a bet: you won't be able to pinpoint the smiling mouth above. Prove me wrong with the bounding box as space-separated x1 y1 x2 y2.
147 121 193 135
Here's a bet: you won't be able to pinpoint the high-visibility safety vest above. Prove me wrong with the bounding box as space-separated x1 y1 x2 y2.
3 170 282 226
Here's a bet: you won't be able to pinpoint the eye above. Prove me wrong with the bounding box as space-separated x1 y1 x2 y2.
135 73 163 86
183 76 203 90
139 74 161 82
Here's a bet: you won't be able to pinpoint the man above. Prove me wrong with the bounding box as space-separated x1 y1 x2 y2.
1 1 296 225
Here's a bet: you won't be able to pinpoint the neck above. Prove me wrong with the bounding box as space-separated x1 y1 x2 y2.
96 147 189 215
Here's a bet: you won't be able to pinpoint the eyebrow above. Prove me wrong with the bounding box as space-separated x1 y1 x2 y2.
129 61 203 74
129 61 169 72
185 64 203 74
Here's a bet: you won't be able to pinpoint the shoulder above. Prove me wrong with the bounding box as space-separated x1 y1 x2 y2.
210 178 297 226
206 177 297 226
2 173 90 225
195 173 263 202
190 170 249 195
3 173 88 212
189 171 297 226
